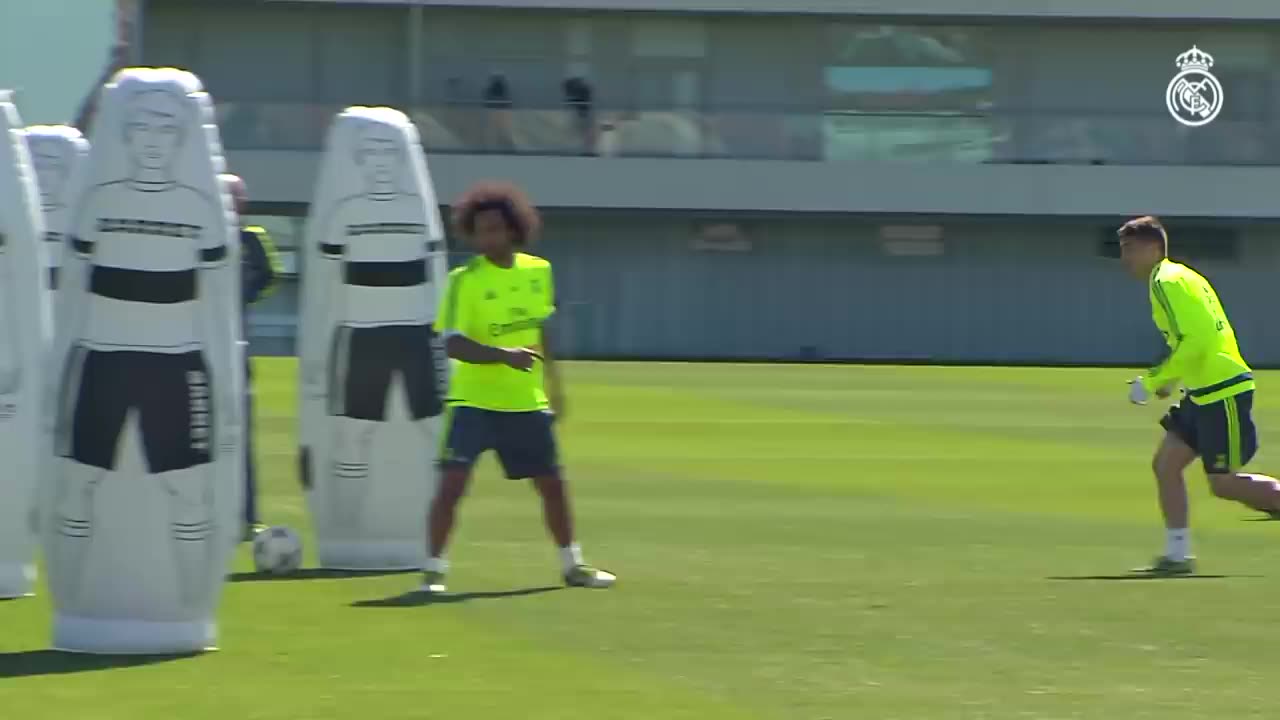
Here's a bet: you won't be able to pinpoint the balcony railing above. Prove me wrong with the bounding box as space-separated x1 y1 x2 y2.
213 101 1276 166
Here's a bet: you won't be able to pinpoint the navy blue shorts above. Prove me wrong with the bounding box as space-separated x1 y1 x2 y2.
439 406 559 480
1161 391 1258 474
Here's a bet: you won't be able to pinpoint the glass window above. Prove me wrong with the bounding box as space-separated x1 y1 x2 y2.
566 19 593 56
632 19 708 59
314 7 406 104
823 115 994 162
196 9 314 101
141 6 199 71
824 24 993 112
823 25 994 162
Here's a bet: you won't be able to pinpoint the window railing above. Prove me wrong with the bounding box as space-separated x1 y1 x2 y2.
213 100 1277 166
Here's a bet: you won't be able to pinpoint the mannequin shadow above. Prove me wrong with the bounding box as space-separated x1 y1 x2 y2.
227 568 419 583
0 650 199 678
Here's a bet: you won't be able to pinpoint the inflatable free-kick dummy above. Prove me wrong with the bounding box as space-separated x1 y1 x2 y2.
25 125 90 291
299 107 448 570
0 94 53 599
45 68 244 653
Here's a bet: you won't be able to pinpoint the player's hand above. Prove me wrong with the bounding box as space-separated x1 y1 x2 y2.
1128 377 1150 406
503 347 542 372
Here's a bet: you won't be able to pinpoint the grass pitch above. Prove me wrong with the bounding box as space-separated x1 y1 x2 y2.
3 360 1279 719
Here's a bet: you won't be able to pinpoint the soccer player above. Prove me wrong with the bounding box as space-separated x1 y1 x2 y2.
1118 216 1280 575
421 181 615 593
221 173 281 541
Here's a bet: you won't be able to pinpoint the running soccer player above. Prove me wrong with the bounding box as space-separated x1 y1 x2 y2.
421 181 615 593
1118 216 1280 575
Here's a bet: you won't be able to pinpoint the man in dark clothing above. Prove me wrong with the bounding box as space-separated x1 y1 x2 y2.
563 76 595 155
221 174 281 541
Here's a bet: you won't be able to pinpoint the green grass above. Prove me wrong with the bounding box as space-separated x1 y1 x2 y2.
4 360 1280 719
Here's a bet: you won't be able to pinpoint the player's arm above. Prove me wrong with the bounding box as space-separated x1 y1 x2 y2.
435 269 536 369
539 266 564 416
541 320 565 419
1142 278 1217 393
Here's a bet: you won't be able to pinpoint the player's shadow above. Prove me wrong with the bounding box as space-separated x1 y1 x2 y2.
1047 574 1247 581
228 568 419 583
351 586 563 608
0 650 199 678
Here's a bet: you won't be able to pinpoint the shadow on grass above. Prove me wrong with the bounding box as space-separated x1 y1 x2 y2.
228 568 419 583
1048 574 1248 581
0 650 198 678
352 586 562 608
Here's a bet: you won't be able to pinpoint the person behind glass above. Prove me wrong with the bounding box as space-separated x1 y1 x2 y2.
483 73 513 152
562 76 595 156
220 173 281 541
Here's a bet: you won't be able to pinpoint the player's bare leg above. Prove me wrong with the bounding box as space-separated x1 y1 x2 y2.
532 472 614 588
532 472 574 548
1137 432 1198 575
1206 472 1280 514
330 417 376 534
421 465 472 592
162 467 213 610
52 462 104 604
1154 432 1195 531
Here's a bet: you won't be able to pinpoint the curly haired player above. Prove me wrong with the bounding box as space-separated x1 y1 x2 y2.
420 181 615 593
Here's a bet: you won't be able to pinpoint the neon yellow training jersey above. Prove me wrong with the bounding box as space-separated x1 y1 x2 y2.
434 253 555 412
1144 258 1254 405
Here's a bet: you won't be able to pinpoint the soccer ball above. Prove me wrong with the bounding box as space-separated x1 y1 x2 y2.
252 526 303 575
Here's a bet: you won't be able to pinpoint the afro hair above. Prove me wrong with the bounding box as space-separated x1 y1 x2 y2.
451 181 542 247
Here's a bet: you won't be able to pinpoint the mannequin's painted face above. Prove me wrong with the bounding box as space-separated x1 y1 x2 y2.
31 144 69 207
355 128 402 189
124 91 185 172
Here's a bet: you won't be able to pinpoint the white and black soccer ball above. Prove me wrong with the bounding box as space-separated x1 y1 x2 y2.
252 526 303 575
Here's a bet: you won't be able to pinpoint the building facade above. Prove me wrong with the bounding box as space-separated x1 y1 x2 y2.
140 0 1280 364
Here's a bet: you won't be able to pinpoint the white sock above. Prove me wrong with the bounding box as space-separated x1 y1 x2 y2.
559 543 583 572
1165 529 1190 561
425 556 449 574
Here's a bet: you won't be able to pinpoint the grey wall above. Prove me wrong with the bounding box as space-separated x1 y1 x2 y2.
263 0 1280 21
227 150 1280 219
243 214 1280 367
534 216 1280 365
